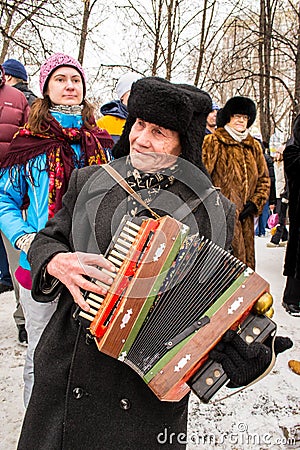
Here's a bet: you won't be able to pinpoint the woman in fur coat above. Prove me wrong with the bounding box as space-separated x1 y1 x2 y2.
202 96 270 270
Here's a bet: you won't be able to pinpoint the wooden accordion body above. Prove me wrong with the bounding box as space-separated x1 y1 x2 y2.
78 215 275 402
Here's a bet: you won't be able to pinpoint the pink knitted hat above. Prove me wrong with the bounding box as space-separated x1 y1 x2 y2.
39 53 86 97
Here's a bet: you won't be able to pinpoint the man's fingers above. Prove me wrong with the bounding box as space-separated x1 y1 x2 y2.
84 265 115 286
79 276 110 297
68 284 90 312
76 251 116 274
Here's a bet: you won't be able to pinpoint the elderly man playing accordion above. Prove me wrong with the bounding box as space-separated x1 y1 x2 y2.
17 78 292 450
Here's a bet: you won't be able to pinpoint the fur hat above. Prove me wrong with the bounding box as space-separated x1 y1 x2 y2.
116 72 140 100
112 76 212 169
217 96 256 128
2 59 28 81
39 53 86 97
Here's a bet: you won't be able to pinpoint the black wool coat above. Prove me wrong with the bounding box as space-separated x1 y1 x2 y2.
18 159 235 450
283 143 300 279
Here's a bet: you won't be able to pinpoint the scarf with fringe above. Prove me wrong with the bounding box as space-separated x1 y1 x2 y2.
0 116 113 217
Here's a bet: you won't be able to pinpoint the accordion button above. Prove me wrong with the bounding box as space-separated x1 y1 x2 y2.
119 398 131 410
73 387 85 399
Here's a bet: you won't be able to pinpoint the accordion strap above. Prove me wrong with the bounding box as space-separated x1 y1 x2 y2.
103 163 206 222
103 164 160 220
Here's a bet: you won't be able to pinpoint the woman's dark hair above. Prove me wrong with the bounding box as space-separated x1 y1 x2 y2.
27 97 95 133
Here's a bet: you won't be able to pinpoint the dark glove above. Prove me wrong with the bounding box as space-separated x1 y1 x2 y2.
239 201 258 221
209 329 293 388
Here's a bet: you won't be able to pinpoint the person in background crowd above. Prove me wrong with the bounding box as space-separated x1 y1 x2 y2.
282 116 300 316
0 53 113 407
266 144 289 247
205 101 220 134
97 71 140 144
0 64 30 344
0 239 14 293
2 58 37 106
255 140 276 237
202 96 270 270
2 58 38 345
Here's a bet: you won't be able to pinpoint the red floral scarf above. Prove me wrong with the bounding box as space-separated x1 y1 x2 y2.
1 116 113 217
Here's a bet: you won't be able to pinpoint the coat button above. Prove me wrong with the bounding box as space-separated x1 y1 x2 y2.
73 387 85 399
119 398 131 410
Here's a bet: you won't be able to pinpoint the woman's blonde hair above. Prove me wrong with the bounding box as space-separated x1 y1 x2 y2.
28 97 95 134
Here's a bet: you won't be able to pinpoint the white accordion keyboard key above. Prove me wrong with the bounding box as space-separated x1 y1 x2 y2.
88 292 104 304
123 226 138 237
126 220 141 231
86 298 102 309
95 279 111 290
120 231 135 243
101 268 117 278
117 238 131 248
79 311 96 322
88 307 99 316
108 255 123 267
111 249 127 261
114 243 130 255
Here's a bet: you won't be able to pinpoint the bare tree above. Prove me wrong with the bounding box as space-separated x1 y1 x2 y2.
116 0 208 79
200 0 298 142
0 0 82 64
288 0 300 121
77 0 108 65
258 0 273 143
1 0 299 139
0 0 48 62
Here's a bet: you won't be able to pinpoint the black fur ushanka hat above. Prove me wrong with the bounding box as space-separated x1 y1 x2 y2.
216 96 256 128
112 76 212 169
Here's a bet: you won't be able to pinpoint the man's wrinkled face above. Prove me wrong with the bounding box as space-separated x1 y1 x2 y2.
129 119 181 173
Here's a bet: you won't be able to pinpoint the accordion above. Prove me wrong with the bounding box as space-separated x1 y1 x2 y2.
77 214 276 402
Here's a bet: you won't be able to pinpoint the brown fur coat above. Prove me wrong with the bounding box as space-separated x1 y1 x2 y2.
202 128 270 269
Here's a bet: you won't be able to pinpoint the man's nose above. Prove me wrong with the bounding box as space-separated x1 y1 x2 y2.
136 128 151 146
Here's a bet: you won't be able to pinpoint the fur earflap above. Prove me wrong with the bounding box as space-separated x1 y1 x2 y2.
217 96 256 128
112 77 212 169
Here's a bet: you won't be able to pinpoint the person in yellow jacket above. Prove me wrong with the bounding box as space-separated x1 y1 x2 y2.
97 72 140 144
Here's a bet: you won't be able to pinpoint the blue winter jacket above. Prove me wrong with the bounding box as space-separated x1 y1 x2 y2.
100 99 128 120
0 111 84 271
